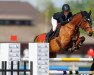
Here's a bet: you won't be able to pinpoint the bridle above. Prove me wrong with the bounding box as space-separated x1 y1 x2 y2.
77 15 92 31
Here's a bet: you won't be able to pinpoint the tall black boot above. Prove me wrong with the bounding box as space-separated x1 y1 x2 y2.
55 28 60 37
46 29 54 42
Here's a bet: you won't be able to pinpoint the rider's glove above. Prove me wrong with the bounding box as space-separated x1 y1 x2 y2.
67 19 70 22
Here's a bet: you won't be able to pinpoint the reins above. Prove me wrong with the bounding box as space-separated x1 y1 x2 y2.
76 15 92 31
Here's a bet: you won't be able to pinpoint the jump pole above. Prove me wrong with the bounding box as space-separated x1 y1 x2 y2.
49 70 94 74
50 58 94 62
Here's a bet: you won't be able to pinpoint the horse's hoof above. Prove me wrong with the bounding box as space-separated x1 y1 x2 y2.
68 48 72 52
80 36 85 42
74 49 78 52
69 49 74 53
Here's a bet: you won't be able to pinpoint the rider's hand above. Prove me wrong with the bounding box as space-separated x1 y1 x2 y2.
67 19 70 22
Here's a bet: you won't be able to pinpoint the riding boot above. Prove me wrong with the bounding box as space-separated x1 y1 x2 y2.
46 29 54 42
55 28 60 37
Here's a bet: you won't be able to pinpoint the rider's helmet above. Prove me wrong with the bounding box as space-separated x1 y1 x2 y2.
62 4 70 11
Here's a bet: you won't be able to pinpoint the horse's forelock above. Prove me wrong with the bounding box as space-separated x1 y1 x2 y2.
81 11 91 18
79 11 92 23
73 11 90 18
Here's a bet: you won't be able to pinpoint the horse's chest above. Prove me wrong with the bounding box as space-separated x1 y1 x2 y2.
59 25 76 43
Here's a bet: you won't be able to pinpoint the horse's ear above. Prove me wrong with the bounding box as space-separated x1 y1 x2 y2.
89 10 91 16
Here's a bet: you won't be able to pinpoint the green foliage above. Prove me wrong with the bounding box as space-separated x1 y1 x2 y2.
44 1 56 19
43 1 60 19
37 0 94 20
36 0 94 35
67 0 94 35
67 0 94 19
36 0 60 19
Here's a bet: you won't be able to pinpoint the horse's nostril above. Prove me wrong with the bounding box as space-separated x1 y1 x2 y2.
88 32 93 36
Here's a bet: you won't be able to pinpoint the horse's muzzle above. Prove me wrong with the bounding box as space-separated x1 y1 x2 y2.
87 31 93 36
86 27 93 36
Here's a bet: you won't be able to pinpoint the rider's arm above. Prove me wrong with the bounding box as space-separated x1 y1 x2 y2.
69 12 73 17
60 12 73 25
59 17 69 25
53 12 69 25
53 12 72 25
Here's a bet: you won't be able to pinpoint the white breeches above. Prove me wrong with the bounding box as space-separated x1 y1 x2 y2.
51 17 57 31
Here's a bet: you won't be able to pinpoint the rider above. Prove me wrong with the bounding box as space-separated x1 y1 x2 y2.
46 4 73 42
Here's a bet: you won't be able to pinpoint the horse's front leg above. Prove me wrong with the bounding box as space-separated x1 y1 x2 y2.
74 36 85 50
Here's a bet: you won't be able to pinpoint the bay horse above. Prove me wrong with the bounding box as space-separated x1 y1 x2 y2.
34 11 93 58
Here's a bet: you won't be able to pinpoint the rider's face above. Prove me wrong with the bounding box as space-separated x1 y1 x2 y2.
64 11 70 16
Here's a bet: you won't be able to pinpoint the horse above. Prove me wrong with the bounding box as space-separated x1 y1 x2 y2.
34 11 93 58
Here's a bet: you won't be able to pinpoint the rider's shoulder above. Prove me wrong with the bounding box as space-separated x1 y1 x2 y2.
69 12 72 13
69 12 73 15
53 12 62 16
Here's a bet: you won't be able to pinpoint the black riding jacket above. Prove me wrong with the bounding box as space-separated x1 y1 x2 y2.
53 11 73 25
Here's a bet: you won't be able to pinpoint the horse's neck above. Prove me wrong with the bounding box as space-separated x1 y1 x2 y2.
62 14 82 31
64 14 82 36
65 22 76 30
71 13 82 26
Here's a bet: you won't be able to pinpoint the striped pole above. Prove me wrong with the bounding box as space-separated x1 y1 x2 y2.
49 66 69 70
49 71 94 74
49 66 79 70
50 58 94 62
49 66 91 71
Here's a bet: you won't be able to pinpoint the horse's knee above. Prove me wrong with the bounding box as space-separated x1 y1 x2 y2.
80 36 85 43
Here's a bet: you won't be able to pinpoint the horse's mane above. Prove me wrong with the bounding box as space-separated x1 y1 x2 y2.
72 11 90 17
72 11 92 23
72 11 84 17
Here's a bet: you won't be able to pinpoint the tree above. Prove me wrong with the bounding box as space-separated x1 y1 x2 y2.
36 0 59 19
67 0 94 35
67 0 94 20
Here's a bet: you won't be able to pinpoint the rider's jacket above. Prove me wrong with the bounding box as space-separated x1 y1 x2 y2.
53 11 73 25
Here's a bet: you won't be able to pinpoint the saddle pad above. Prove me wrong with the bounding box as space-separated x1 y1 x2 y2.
38 34 46 41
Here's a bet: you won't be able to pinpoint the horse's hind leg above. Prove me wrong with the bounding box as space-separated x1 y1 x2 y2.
50 52 57 58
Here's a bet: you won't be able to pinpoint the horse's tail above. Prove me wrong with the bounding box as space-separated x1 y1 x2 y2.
34 35 39 42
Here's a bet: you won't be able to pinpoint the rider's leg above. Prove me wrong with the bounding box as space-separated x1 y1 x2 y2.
46 17 57 42
46 29 54 42
55 27 60 37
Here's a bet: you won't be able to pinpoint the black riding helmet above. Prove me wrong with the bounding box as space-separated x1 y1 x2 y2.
62 4 70 11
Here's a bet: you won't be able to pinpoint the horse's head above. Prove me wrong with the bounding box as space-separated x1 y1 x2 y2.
78 11 93 36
